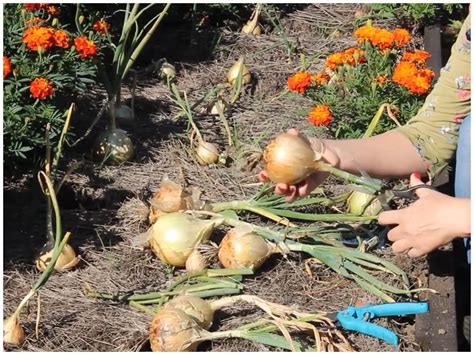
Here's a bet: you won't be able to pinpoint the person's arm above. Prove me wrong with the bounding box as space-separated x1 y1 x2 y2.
319 130 427 178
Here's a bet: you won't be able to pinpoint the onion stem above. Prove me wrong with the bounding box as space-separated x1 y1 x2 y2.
315 161 383 193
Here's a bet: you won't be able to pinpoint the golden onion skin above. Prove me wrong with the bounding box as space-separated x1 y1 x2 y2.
164 295 214 330
92 128 135 165
149 308 202 352
3 315 25 346
218 228 272 269
263 133 316 185
195 142 219 165
227 57 252 85
185 249 207 274
149 213 214 267
36 244 80 272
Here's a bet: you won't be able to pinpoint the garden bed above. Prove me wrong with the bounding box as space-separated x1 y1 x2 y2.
3 3 457 352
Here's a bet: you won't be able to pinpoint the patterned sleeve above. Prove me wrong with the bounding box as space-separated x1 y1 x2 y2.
396 13 471 179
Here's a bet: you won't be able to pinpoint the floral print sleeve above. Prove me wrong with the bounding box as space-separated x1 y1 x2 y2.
396 13 471 179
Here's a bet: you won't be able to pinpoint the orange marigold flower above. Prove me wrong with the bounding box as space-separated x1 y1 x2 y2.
325 48 365 70
74 36 97 58
4 56 11 79
308 104 332 126
402 50 431 64
24 3 44 11
93 19 110 35
46 5 59 16
393 61 434 95
370 28 395 50
30 77 54 100
287 71 312 93
54 29 70 48
312 71 330 85
22 26 55 52
353 25 375 44
392 28 411 47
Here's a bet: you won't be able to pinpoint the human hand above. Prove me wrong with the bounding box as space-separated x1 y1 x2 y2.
259 129 334 202
378 172 471 257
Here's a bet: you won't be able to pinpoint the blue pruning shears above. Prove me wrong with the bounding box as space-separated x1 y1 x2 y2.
326 302 429 345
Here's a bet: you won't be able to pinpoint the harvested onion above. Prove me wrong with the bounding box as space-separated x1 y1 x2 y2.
164 295 214 330
218 226 277 269
227 56 251 85
195 141 219 165
148 212 219 267
92 128 135 165
149 308 203 352
3 314 25 346
262 133 319 185
347 191 382 216
36 244 80 272
149 178 188 223
185 249 207 274
241 4 262 36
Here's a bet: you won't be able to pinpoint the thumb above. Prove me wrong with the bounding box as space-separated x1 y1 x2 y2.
287 128 299 136
410 171 431 198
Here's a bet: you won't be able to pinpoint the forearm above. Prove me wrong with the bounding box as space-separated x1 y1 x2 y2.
451 198 471 237
316 130 427 178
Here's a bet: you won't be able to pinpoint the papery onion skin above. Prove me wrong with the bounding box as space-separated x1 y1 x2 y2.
164 295 214 330
149 308 203 352
263 133 316 185
195 142 219 165
149 213 215 267
92 128 135 165
3 315 25 346
227 57 252 85
185 249 207 274
35 244 80 272
242 22 262 35
218 228 272 269
347 191 383 216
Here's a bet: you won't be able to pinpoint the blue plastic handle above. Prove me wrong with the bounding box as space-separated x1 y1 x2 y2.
337 312 399 345
361 302 429 318
337 302 429 345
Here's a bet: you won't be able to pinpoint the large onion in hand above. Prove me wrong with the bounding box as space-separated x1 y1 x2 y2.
262 133 318 185
148 212 219 267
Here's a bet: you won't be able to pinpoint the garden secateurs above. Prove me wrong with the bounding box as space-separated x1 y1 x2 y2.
325 302 429 345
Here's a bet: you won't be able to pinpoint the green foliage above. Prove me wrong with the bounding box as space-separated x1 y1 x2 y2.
3 4 109 168
368 3 465 27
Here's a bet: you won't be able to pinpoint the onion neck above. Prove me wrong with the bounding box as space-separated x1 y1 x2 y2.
314 161 383 193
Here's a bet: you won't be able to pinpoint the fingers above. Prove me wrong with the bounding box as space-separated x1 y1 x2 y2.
378 209 402 226
391 239 413 253
407 248 426 258
287 128 299 136
258 170 269 182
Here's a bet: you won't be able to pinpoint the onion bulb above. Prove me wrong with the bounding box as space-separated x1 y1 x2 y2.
347 191 382 216
241 5 262 36
209 98 230 116
263 133 318 185
185 249 207 274
36 244 80 272
160 62 176 80
92 128 135 165
3 314 25 346
149 178 188 223
218 226 277 269
148 212 219 267
149 308 204 352
164 295 214 330
227 56 251 85
195 141 219 165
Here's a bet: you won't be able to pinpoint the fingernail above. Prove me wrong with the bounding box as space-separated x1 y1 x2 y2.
413 171 421 179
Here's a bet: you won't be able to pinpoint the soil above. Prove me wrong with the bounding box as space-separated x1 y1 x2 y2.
4 4 433 352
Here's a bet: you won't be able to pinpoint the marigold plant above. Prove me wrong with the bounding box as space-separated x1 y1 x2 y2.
286 23 433 138
3 3 110 166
